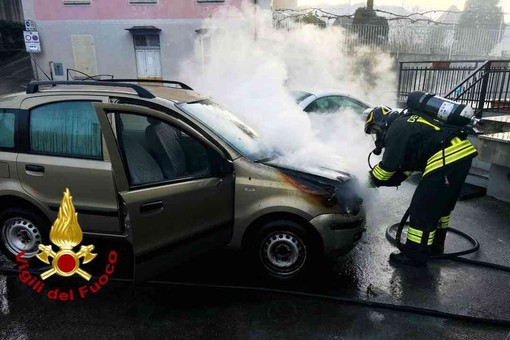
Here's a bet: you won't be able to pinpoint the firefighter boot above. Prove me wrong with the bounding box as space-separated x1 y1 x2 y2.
430 228 447 256
389 251 426 267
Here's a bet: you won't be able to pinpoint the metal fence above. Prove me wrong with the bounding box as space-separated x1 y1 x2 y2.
274 17 509 57
397 60 510 116
397 61 484 104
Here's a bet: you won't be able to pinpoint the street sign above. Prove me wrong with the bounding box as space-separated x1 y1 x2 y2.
24 19 37 31
24 31 41 53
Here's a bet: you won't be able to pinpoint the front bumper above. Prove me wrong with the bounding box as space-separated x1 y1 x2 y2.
309 210 366 258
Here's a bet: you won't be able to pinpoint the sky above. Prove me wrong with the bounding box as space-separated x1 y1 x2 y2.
297 0 510 21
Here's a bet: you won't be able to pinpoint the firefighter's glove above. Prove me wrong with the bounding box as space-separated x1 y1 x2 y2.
389 170 411 186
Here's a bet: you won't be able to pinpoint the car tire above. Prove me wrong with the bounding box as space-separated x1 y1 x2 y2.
250 220 320 281
0 208 49 263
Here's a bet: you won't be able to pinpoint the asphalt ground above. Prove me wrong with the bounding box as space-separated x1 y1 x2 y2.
1 177 510 339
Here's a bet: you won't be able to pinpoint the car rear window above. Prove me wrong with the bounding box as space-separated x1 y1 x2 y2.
29 101 102 159
0 110 15 149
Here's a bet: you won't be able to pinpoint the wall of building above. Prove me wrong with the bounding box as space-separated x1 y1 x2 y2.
31 0 244 21
272 0 297 10
32 19 204 79
21 0 259 81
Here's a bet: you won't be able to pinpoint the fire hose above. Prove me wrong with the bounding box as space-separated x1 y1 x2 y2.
0 151 507 329
368 150 510 272
0 264 509 328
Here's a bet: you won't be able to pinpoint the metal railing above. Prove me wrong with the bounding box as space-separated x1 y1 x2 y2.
273 18 509 57
397 60 510 117
445 61 510 117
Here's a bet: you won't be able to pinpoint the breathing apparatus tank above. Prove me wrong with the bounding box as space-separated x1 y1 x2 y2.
407 91 477 126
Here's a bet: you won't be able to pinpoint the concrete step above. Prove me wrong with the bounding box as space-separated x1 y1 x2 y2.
466 165 490 188
481 114 510 133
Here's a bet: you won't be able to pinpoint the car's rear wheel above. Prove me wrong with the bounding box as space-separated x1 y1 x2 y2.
0 208 49 261
250 220 320 280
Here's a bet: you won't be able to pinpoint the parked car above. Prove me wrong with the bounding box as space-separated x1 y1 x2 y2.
292 90 373 116
0 80 366 280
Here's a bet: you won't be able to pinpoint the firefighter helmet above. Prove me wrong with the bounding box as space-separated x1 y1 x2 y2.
364 105 394 134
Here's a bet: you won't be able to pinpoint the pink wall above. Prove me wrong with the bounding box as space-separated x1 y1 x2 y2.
35 0 245 21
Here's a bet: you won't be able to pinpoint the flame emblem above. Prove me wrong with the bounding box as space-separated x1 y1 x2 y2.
36 189 97 281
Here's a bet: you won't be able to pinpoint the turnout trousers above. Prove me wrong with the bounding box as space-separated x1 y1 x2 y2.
403 158 473 263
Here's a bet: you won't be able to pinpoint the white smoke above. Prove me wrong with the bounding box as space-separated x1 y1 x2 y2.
177 3 396 184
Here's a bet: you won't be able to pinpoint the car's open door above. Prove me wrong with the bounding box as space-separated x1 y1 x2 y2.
93 103 235 282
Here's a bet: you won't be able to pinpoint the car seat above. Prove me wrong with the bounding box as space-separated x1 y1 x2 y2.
145 118 188 180
116 117 165 185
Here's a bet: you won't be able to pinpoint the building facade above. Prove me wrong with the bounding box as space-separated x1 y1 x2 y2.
272 0 296 10
22 0 269 80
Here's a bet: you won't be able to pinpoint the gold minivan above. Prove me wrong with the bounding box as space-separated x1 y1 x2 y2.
0 80 366 280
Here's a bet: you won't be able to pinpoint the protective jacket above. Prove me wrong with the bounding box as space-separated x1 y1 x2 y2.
370 112 478 187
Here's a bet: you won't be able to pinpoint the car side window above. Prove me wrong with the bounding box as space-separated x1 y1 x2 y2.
29 101 102 159
0 110 15 149
305 97 338 113
330 96 368 115
305 96 368 115
115 112 214 187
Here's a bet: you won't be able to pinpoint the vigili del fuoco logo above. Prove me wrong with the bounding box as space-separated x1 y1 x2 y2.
15 189 118 301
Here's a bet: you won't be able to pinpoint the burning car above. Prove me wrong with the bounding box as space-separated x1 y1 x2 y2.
0 80 366 280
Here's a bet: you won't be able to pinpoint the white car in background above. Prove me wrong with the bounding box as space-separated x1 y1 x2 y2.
292 90 373 116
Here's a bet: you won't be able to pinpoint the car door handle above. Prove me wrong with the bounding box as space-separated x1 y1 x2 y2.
140 201 164 214
25 164 45 174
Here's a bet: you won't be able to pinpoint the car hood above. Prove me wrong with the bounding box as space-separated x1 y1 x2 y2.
264 159 351 183
263 158 362 215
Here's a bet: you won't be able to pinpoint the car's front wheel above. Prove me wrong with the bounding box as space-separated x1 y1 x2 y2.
0 208 48 261
250 220 320 280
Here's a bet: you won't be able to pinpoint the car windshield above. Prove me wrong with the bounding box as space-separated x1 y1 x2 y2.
177 99 271 161
291 91 313 103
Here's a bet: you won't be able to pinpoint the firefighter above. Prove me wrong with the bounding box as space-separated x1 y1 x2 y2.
365 105 478 266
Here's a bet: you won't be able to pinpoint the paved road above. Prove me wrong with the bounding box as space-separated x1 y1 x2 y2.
1 180 510 339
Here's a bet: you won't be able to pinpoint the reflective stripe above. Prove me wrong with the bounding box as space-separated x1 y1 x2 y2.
366 111 374 124
423 140 477 176
428 230 435 246
407 234 421 244
407 227 435 245
438 215 450 229
408 227 423 237
416 117 441 131
451 137 461 145
407 227 423 244
372 164 395 181
427 140 473 164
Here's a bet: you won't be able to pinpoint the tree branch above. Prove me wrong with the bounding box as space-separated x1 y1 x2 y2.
274 7 510 26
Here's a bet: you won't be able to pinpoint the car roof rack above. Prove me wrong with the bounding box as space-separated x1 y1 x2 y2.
99 79 193 91
26 80 156 99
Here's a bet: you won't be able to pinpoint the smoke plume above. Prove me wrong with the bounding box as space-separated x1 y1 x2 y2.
178 3 396 185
